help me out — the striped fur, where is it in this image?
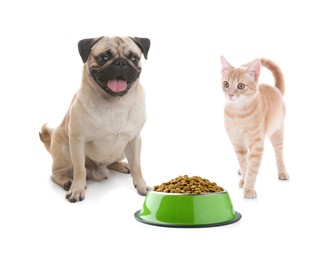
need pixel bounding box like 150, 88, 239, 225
220, 56, 289, 198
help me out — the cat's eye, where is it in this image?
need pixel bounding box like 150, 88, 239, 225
223, 81, 229, 88
237, 83, 245, 89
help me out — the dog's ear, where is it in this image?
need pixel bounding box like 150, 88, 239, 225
78, 36, 104, 63
130, 37, 150, 59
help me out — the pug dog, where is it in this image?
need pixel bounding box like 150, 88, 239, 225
39, 36, 150, 202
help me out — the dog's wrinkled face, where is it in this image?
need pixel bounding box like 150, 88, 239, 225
78, 36, 150, 96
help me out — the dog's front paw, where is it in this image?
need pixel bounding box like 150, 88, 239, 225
134, 180, 149, 196
66, 184, 86, 203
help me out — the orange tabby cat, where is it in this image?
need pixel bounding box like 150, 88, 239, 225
220, 56, 289, 198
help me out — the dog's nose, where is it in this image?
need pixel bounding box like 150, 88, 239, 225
115, 59, 127, 67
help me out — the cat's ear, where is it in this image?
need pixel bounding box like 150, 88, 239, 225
220, 55, 233, 76
246, 59, 261, 81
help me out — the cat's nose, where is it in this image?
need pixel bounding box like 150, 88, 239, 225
228, 93, 234, 97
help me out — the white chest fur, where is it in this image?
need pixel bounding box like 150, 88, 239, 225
71, 86, 146, 164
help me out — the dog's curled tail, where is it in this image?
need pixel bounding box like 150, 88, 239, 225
260, 58, 285, 96
39, 123, 53, 153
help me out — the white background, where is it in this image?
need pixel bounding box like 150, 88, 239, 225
1, 0, 330, 259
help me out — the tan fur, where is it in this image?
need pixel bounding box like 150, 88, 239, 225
39, 36, 149, 202
220, 56, 289, 198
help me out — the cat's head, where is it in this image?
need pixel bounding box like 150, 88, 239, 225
220, 56, 261, 103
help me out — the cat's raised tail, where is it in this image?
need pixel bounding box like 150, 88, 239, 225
260, 58, 285, 96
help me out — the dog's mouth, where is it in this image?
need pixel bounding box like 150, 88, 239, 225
93, 74, 136, 97
91, 62, 140, 97
106, 78, 129, 94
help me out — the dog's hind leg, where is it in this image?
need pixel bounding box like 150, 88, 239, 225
86, 158, 109, 181
108, 161, 130, 174
51, 162, 73, 191
49, 129, 74, 191
51, 172, 73, 191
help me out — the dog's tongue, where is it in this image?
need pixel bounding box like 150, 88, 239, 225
107, 79, 127, 92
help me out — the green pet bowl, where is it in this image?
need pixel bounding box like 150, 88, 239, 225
134, 190, 241, 228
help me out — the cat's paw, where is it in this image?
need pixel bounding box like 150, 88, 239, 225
278, 171, 289, 180
239, 179, 244, 188
244, 189, 257, 199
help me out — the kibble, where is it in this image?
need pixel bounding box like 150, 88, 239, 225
153, 175, 224, 194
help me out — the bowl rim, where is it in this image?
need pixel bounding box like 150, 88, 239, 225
148, 190, 228, 196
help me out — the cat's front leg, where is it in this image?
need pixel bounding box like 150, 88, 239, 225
233, 145, 248, 188
237, 169, 245, 188
244, 139, 265, 198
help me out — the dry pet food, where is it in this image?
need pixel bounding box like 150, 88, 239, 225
153, 175, 224, 194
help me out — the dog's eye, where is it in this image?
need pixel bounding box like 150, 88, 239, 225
237, 83, 245, 89
223, 81, 229, 88
129, 53, 139, 64
96, 54, 111, 65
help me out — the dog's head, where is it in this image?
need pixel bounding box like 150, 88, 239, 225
78, 36, 150, 97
